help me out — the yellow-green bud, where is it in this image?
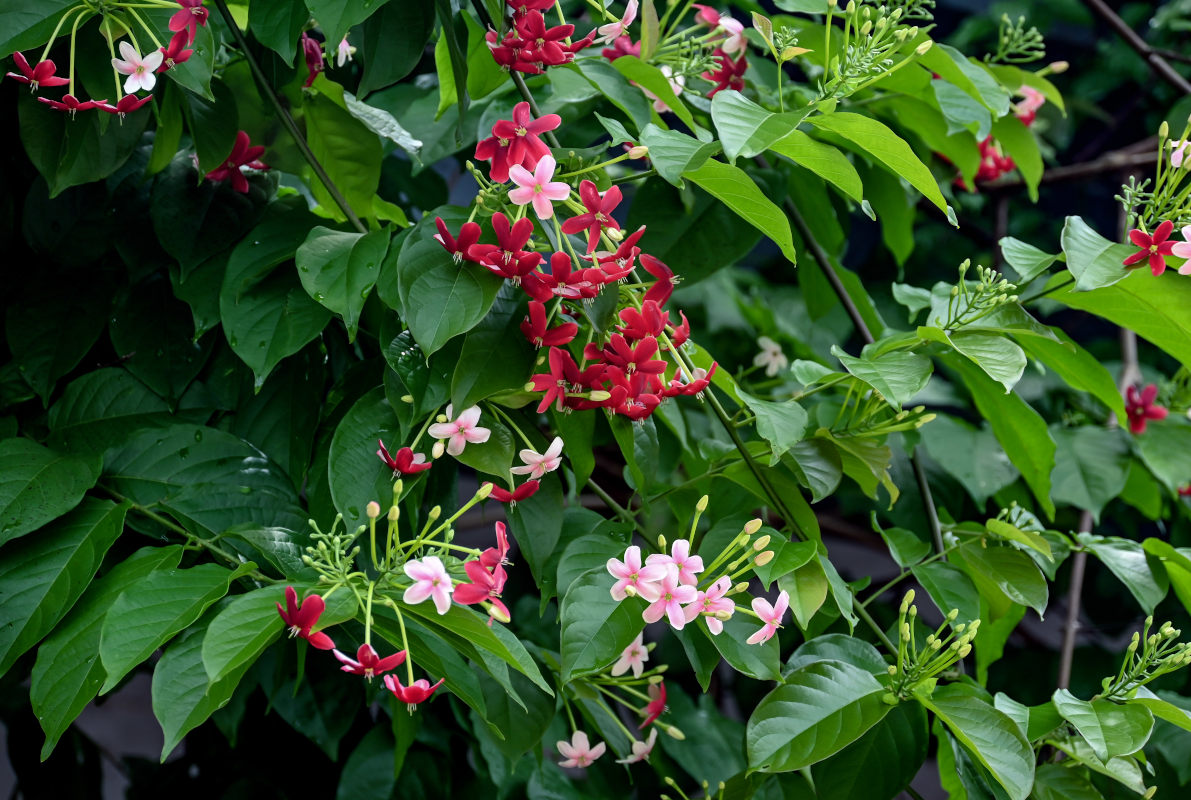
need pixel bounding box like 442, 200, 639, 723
588, 390, 612, 402
400, 394, 414, 404
435, 413, 448, 423
428, 505, 442, 522
431, 440, 446, 459
753, 535, 771, 551
696, 494, 709, 512
366, 501, 381, 519
930, 639, 943, 651
915, 40, 933, 55
488, 603, 511, 624
733, 581, 751, 595
627, 145, 649, 159
958, 644, 972, 658
743, 518, 763, 535
946, 608, 959, 621
658, 534, 667, 550
1049, 60, 1068, 73
887, 664, 898, 675
754, 550, 774, 567
662, 724, 685, 740
900, 622, 911, 640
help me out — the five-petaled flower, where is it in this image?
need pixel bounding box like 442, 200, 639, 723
683, 576, 734, 634
38, 94, 104, 115
333, 643, 406, 680
1125, 384, 1168, 434
747, 590, 789, 645
638, 681, 667, 728
508, 155, 571, 219
557, 731, 606, 768
753, 335, 788, 377
616, 729, 658, 764
428, 404, 491, 456
205, 130, 268, 193
646, 539, 704, 586
596, 0, 638, 46
487, 479, 540, 504
377, 439, 433, 474
384, 674, 445, 710
1124, 221, 1177, 276
562, 180, 623, 253
453, 560, 510, 623
277, 586, 335, 650
111, 42, 164, 94
480, 521, 513, 570
611, 632, 649, 677
608, 545, 667, 602
403, 556, 455, 614
642, 570, 698, 629
511, 436, 564, 479
169, 0, 209, 42
159, 30, 194, 72
6, 52, 69, 92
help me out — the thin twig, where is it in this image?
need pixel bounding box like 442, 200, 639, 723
212, 0, 367, 233
1080, 0, 1191, 96
985, 150, 1157, 191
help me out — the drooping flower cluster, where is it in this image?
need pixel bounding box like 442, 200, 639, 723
486, 0, 595, 74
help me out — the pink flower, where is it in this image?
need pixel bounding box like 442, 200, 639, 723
639, 681, 666, 728
169, 0, 209, 42
333, 643, 406, 680
611, 632, 649, 677
453, 560, 510, 623
616, 729, 657, 764
6, 51, 69, 92
508, 156, 570, 219
642, 570, 698, 629
1173, 140, 1191, 169
718, 17, 746, 55
159, 30, 194, 72
38, 94, 104, 115
205, 130, 268, 193
747, 590, 789, 645
111, 42, 163, 94
1125, 384, 1168, 435
480, 521, 513, 570
693, 4, 723, 26
486, 480, 540, 504
403, 556, 454, 614
645, 539, 704, 586
682, 576, 734, 634
608, 545, 667, 602
301, 32, 324, 88
276, 586, 336, 650
428, 404, 491, 456
384, 673, 445, 710
596, 0, 638, 46
1123, 220, 1177, 276
557, 731, 606, 768
336, 36, 355, 67
511, 436, 564, 479
561, 181, 622, 253
1171, 224, 1191, 269
491, 101, 561, 176
377, 439, 432, 475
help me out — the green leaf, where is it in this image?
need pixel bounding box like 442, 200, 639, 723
913, 561, 981, 624
994, 693, 1064, 741
574, 59, 653, 134
985, 518, 1052, 560
1052, 689, 1154, 761
201, 586, 286, 685
450, 287, 536, 409
1030, 764, 1105, 800
991, 114, 1042, 201
779, 559, 830, 629
296, 226, 391, 341
358, 2, 435, 95
999, 236, 1059, 283
754, 538, 817, 589
1049, 426, 1130, 520
611, 55, 699, 133
988, 64, 1065, 114
337, 726, 398, 800
637, 125, 720, 186
955, 542, 1048, 618
923, 328, 1026, 391
832, 346, 931, 409
921, 415, 1019, 507
738, 390, 807, 465
769, 130, 863, 203
506, 476, 565, 594
946, 353, 1055, 519
248, 0, 307, 61
918, 44, 1011, 116
1062, 216, 1137, 291
305, 81, 384, 221
344, 91, 423, 164
785, 634, 888, 677
560, 567, 645, 682
1018, 330, 1127, 421
876, 525, 932, 569
31, 545, 183, 758
152, 614, 253, 760
710, 90, 811, 162
747, 660, 890, 772
396, 238, 502, 356
1127, 685, 1191, 733
220, 200, 333, 388
916, 685, 1034, 800
184, 80, 239, 173
786, 440, 842, 503
328, 387, 401, 532
812, 702, 928, 800
1051, 738, 1146, 795
826, 431, 899, 506
99, 562, 249, 693
1079, 535, 1168, 614
1135, 419, 1191, 494
710, 615, 782, 681
0, 438, 100, 547
0, 1, 75, 56
806, 111, 950, 215
1141, 539, 1191, 613
0, 499, 125, 678
306, 0, 387, 57
684, 159, 798, 264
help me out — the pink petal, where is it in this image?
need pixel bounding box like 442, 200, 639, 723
404, 582, 434, 606
508, 163, 535, 187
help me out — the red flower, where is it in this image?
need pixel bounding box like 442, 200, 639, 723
491, 102, 561, 176
158, 30, 194, 72
480, 521, 512, 569
562, 181, 623, 254
205, 130, 268, 193
333, 643, 406, 680
1124, 221, 1177, 277
6, 51, 69, 91
639, 681, 667, 729
1178, 485, 1191, 498
377, 439, 433, 474
277, 586, 335, 650
487, 480, 540, 504
513, 11, 575, 66
507, 0, 555, 16
602, 35, 640, 62
384, 674, 445, 709
301, 32, 324, 88
453, 561, 511, 623
1125, 384, 1168, 434
96, 94, 153, 117
38, 94, 104, 115
587, 334, 667, 376
640, 254, 679, 307
468, 212, 542, 282
529, 347, 584, 412
703, 49, 747, 97
667, 310, 691, 349
169, 0, 209, 42
664, 363, 715, 397
433, 217, 482, 263
521, 300, 578, 348
539, 252, 601, 300
617, 300, 669, 341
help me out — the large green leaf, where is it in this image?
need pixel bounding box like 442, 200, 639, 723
1030, 763, 1105, 800
1053, 689, 1154, 762
296, 226, 391, 341
710, 90, 811, 162
1079, 534, 1168, 614
31, 545, 183, 758
99, 562, 251, 693
1062, 216, 1137, 291
806, 111, 949, 214
710, 615, 782, 681
247, 0, 307, 61
637, 124, 721, 186
1141, 539, 1191, 614
559, 567, 645, 682
396, 238, 502, 356
1049, 426, 1129, 520
955, 542, 1048, 618
769, 130, 863, 203
916, 685, 1034, 800
922, 327, 1026, 391
913, 561, 981, 624
358, 1, 436, 95
574, 58, 654, 134
746, 659, 890, 772
1018, 330, 1127, 421
1127, 685, 1191, 733
449, 287, 536, 409
737, 390, 807, 465
832, 346, 931, 409
812, 701, 929, 800
220, 200, 333, 388
0, 438, 100, 547
306, 0, 388, 60
201, 585, 286, 684
921, 415, 1018, 507
109, 279, 213, 404
999, 236, 1059, 283
327, 387, 401, 533
0, 499, 125, 678
305, 80, 384, 223
684, 159, 798, 264
611, 55, 699, 132
918, 44, 1011, 116
1135, 419, 1191, 494
0, 1, 75, 56
784, 634, 888, 677
991, 114, 1042, 201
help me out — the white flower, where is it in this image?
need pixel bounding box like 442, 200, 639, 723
427, 404, 491, 457
615, 729, 658, 764
111, 41, 163, 94
753, 336, 788, 377
595, 0, 638, 46
336, 37, 356, 68
511, 436, 564, 479
610, 632, 649, 678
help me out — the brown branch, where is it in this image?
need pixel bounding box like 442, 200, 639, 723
1081, 0, 1191, 96
985, 150, 1156, 191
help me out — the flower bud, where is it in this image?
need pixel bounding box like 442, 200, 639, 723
658, 534, 667, 550
696, 495, 709, 512
400, 394, 414, 404
887, 664, 898, 675
606, 227, 625, 241
628, 145, 649, 159
387, 505, 399, 522
859, 20, 872, 35
477, 483, 494, 499
431, 440, 445, 459
1049, 60, 1068, 73
435, 413, 448, 423
488, 603, 512, 624
753, 535, 771, 551
915, 40, 933, 55
588, 390, 612, 401
743, 518, 763, 535
302, 554, 314, 565
733, 581, 750, 594
427, 505, 442, 522
1160, 121, 1170, 140
958, 644, 971, 658
624, 584, 638, 598
754, 551, 774, 567
662, 723, 685, 740
909, 605, 918, 618
930, 638, 942, 650
714, 609, 733, 620
900, 622, 911, 640
366, 501, 381, 519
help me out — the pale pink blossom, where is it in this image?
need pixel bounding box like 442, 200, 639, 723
682, 576, 734, 634
642, 570, 698, 629
511, 436, 564, 479
1017, 86, 1045, 113
747, 590, 789, 645
1172, 224, 1191, 270
608, 545, 668, 602
645, 539, 703, 586
557, 731, 606, 768
596, 0, 638, 46
336, 36, 355, 67
719, 16, 746, 55
615, 729, 658, 764
111, 41, 163, 94
753, 335, 787, 377
611, 632, 649, 677
1171, 140, 1190, 169
428, 404, 490, 456
403, 556, 454, 614
508, 155, 570, 219
639, 64, 685, 112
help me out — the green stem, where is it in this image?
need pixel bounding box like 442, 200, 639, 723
394, 604, 415, 684
588, 478, 636, 525
1020, 274, 1074, 304
364, 581, 375, 646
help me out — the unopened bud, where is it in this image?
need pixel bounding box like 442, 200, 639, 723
968, 619, 981, 633
431, 440, 445, 459
624, 584, 638, 597
828, 0, 837, 6
628, 145, 649, 159
733, 581, 750, 594
588, 390, 612, 401
662, 723, 685, 740
754, 551, 774, 567
887, 664, 898, 675
1160, 121, 1170, 140
658, 534, 667, 550
859, 20, 872, 35
900, 622, 911, 640
400, 394, 414, 403
930, 638, 942, 650
696, 495, 709, 512
743, 518, 763, 535
387, 505, 399, 522
753, 535, 771, 551
606, 227, 624, 242
366, 501, 381, 519
958, 644, 972, 658
427, 505, 442, 522
955, 623, 966, 634
301, 554, 314, 565
882, 692, 899, 705
714, 610, 732, 620
915, 40, 932, 55
1048, 60, 1068, 73
901, 589, 915, 609
909, 605, 917, 618
477, 483, 494, 499
488, 603, 512, 624
435, 413, 448, 423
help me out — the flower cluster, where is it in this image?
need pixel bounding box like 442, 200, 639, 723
885, 591, 981, 700
486, 0, 594, 74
